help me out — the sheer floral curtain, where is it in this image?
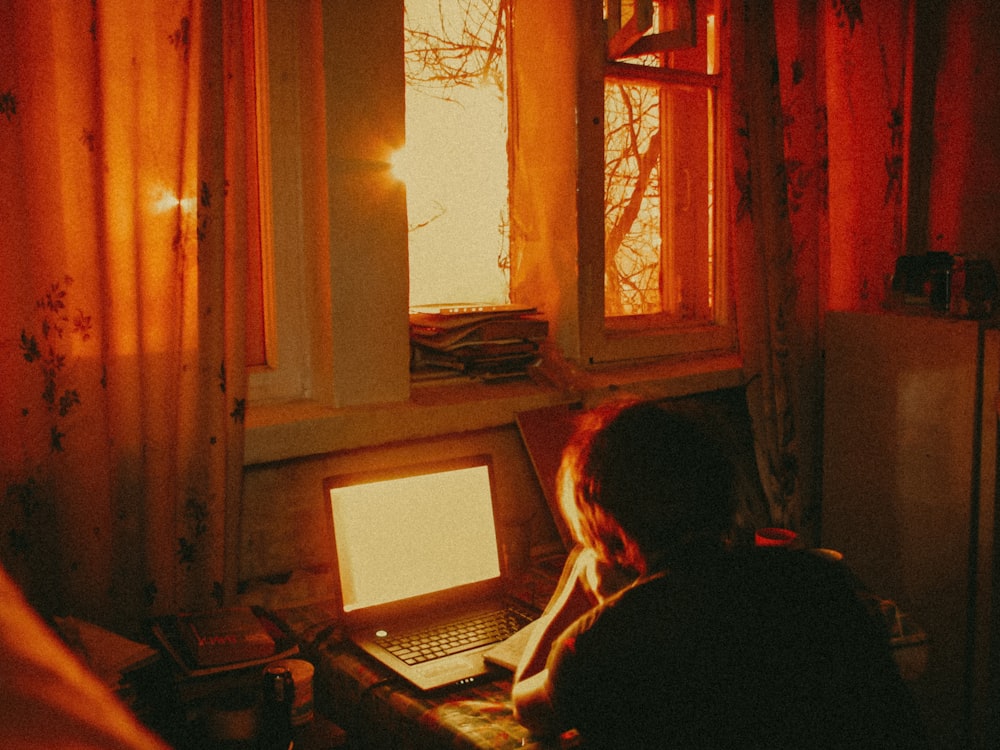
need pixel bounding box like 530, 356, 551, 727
0, 0, 249, 634
728, 1, 914, 539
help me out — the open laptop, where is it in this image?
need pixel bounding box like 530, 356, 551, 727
323, 454, 537, 691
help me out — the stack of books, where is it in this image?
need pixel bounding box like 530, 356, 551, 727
136, 607, 303, 745
150, 606, 298, 678
409, 304, 548, 382
148, 606, 300, 712
55, 615, 161, 715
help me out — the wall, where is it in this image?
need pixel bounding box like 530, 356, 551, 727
927, 1, 1000, 266
238, 424, 560, 608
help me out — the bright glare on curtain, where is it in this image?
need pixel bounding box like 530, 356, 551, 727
0, 0, 248, 634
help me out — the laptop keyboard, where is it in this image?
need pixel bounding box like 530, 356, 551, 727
381, 604, 536, 666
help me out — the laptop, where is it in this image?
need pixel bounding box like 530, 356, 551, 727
323, 454, 537, 691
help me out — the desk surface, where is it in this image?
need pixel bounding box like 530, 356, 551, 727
271, 602, 563, 750
269, 556, 568, 750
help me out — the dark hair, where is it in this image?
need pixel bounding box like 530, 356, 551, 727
557, 399, 737, 574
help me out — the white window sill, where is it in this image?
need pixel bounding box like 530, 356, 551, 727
244, 352, 744, 465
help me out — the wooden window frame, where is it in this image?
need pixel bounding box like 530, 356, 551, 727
578, 0, 735, 365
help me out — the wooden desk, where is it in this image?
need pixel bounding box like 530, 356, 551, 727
269, 557, 567, 750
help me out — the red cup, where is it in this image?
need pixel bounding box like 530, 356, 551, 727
754, 527, 798, 548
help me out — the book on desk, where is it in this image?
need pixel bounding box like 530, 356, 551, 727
151, 606, 299, 678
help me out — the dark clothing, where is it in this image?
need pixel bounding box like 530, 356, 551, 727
546, 549, 927, 749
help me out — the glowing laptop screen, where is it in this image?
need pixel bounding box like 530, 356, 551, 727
328, 460, 501, 612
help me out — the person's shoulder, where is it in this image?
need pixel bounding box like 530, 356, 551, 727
576, 548, 862, 632
731, 546, 856, 585
729, 547, 881, 637
593, 559, 743, 630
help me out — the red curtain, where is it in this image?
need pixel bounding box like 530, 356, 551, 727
729, 1, 914, 537
0, 0, 249, 633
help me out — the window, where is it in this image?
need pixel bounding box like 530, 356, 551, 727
605, 74, 718, 321
244, 0, 276, 370
401, 0, 733, 366
247, 1, 335, 406
580, 0, 734, 363
401, 0, 511, 308
248, 1, 737, 425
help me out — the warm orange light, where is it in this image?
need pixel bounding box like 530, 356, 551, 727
706, 14, 717, 75
150, 185, 196, 215
404, 0, 510, 308
558, 466, 585, 545
389, 146, 415, 186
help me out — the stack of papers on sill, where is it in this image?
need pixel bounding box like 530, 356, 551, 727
409, 304, 548, 382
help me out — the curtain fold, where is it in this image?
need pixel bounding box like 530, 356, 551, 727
730, 0, 811, 534
729, 0, 914, 539
1, 0, 248, 634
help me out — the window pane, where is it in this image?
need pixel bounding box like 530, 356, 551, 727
604, 79, 715, 322
605, 0, 718, 75
604, 79, 663, 316
403, 0, 510, 308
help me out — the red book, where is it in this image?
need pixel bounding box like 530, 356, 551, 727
179, 607, 276, 667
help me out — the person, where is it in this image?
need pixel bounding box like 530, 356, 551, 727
512, 399, 927, 749
0, 562, 170, 750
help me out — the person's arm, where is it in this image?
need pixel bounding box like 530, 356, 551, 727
512, 547, 635, 733
513, 547, 595, 686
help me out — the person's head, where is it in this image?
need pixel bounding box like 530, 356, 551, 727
557, 398, 737, 575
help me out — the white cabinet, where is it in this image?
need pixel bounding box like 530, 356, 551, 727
822, 311, 997, 749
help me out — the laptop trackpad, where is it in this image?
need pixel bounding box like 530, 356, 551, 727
413, 652, 488, 689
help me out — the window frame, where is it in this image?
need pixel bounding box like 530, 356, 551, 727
247, 0, 336, 407
246, 0, 743, 464
244, 0, 278, 372
576, 1, 736, 365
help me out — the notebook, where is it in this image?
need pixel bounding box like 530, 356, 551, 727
323, 454, 537, 691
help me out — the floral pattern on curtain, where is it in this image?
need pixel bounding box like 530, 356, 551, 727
0, 0, 249, 635
728, 1, 913, 539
